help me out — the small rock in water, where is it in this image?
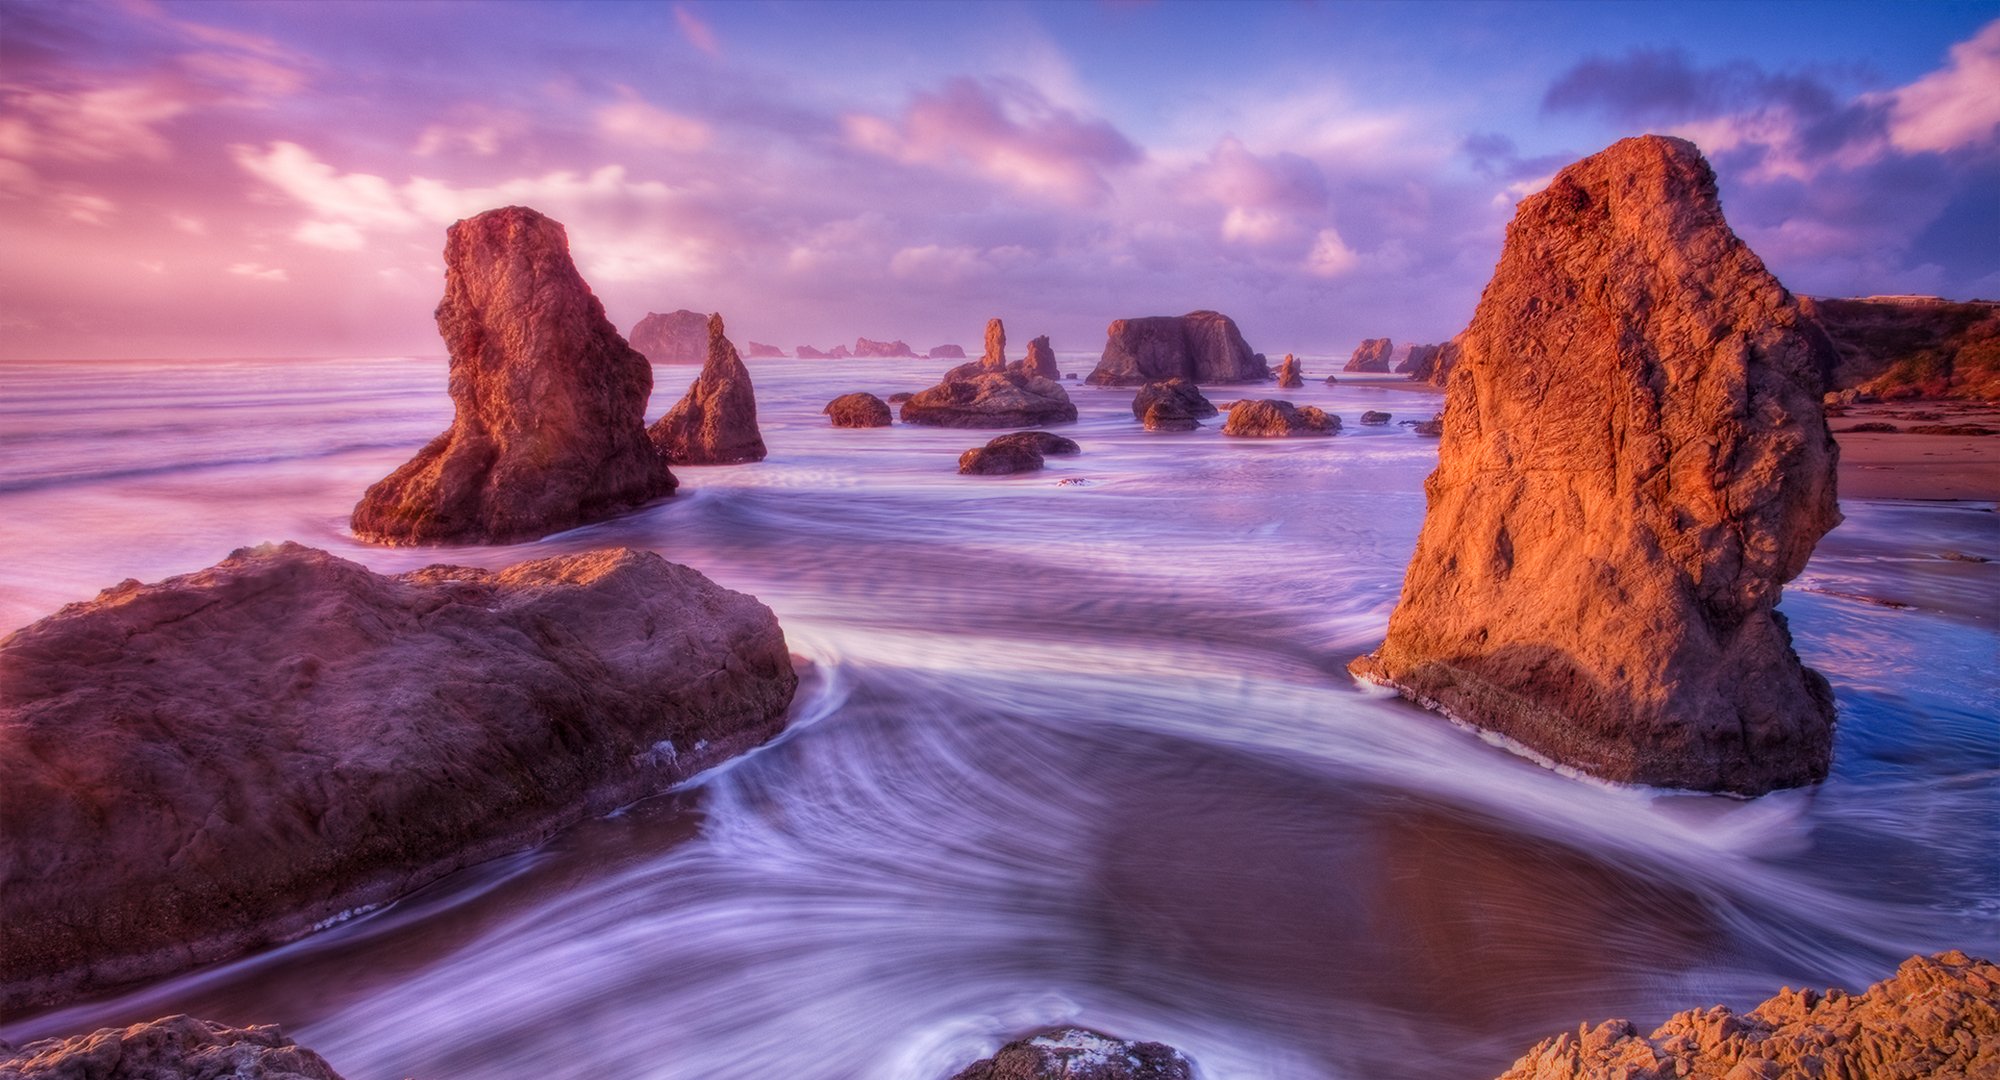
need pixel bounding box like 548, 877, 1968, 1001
1275, 353, 1304, 388
1941, 550, 1990, 562
824, 392, 893, 428
950, 1027, 1194, 1080
1056, 477, 1092, 487
1221, 399, 1339, 437
1360, 410, 1393, 425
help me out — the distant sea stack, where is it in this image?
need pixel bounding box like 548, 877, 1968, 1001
929, 344, 967, 359
1343, 337, 1394, 372
1395, 342, 1443, 378
743, 341, 786, 359
797, 344, 834, 359
1276, 353, 1303, 387
1086, 310, 1269, 385
630, 309, 709, 364
649, 313, 768, 465
350, 205, 674, 545
1349, 135, 1840, 796
854, 337, 919, 358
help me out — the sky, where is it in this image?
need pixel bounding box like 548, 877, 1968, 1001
2, 0, 1996, 360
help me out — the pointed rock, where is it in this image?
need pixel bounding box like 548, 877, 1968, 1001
350, 206, 674, 545
982, 318, 1008, 372
1276, 353, 1304, 387
1348, 135, 1841, 796
650, 313, 768, 465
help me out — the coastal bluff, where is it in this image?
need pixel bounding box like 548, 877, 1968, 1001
1349, 135, 1840, 796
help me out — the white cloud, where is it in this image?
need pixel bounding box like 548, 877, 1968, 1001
1305, 228, 1358, 277
228, 262, 288, 281
1884, 20, 2000, 154
596, 87, 711, 151
294, 219, 366, 250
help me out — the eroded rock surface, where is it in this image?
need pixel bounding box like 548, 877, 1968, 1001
350, 206, 675, 545
1087, 311, 1268, 385
950, 1028, 1193, 1080
1133, 378, 1217, 432
0, 1014, 347, 1080
1348, 135, 1840, 796
1344, 337, 1394, 372
629, 309, 708, 363
1497, 951, 1998, 1080
824, 392, 893, 428
1221, 399, 1338, 437
649, 313, 768, 465
0, 542, 796, 1009
1276, 353, 1304, 387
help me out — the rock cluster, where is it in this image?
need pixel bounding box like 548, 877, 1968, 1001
649, 313, 768, 465
854, 337, 919, 358
1132, 378, 1217, 431
903, 318, 1077, 428
0, 542, 796, 1008
743, 341, 786, 358
957, 431, 1080, 475
1497, 951, 1998, 1080
0, 1015, 348, 1080
1344, 337, 1394, 372
1086, 311, 1268, 385
628, 308, 708, 363
1221, 399, 1338, 437
823, 392, 893, 427
1276, 353, 1304, 387
350, 206, 675, 545
950, 1028, 1193, 1080
1348, 135, 1840, 796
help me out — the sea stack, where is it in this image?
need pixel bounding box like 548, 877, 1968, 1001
1276, 353, 1304, 387
629, 309, 709, 363
650, 313, 768, 465
1348, 135, 1840, 796
901, 317, 1076, 428
1020, 335, 1061, 380
1086, 310, 1269, 385
350, 206, 674, 545
1344, 338, 1393, 372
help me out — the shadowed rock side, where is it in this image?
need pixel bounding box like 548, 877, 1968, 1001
1496, 951, 1998, 1080
905, 319, 1076, 429
854, 337, 919, 358
629, 308, 709, 363
649, 313, 768, 465
1348, 135, 1840, 796
1276, 353, 1304, 387
1221, 398, 1338, 437
0, 542, 797, 1009
1396, 342, 1444, 377
823, 392, 892, 427
743, 341, 786, 358
1344, 337, 1394, 372
1087, 310, 1269, 385
0, 1015, 348, 1080
1020, 335, 1061, 380
950, 1028, 1194, 1080
1801, 295, 2000, 400
350, 206, 675, 545
1133, 378, 1217, 431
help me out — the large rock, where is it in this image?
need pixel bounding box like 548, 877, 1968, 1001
1276, 353, 1304, 387
649, 313, 768, 465
904, 319, 1076, 429
0, 1015, 348, 1080
1347, 135, 1840, 796
1132, 378, 1217, 432
1396, 342, 1444, 378
743, 341, 786, 359
0, 542, 797, 1009
629, 309, 709, 364
950, 1028, 1193, 1080
823, 392, 892, 428
854, 337, 919, 358
1019, 335, 1061, 381
350, 206, 675, 545
1801, 295, 2000, 400
1496, 951, 1998, 1080
1414, 335, 1464, 387
1344, 337, 1394, 372
1221, 398, 1338, 436
1086, 310, 1269, 385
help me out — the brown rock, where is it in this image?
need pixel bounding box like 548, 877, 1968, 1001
1276, 353, 1304, 387
0, 542, 796, 1008
797, 345, 834, 359
1344, 337, 1394, 372
350, 206, 674, 545
989, 430, 1080, 457
1347, 135, 1840, 796
0, 1014, 347, 1080
1221, 398, 1339, 437
958, 442, 1042, 475
1323, 374, 1339, 385
1801, 294, 2000, 400
1411, 416, 1444, 436
1132, 378, 1217, 431
887, 392, 914, 404
1396, 342, 1445, 378
903, 372, 1076, 428
854, 336, 919, 358
945, 318, 1011, 382
649, 313, 768, 465
628, 308, 708, 363
823, 392, 893, 427
1495, 951, 1999, 1080
743, 341, 786, 359
1360, 410, 1393, 425
1086, 310, 1269, 385
929, 344, 967, 359
1019, 335, 1061, 381
951, 1028, 1193, 1080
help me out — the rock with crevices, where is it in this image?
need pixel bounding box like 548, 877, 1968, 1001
0, 1014, 348, 1079
1276, 353, 1304, 387
823, 392, 893, 428
1132, 378, 1217, 432
1221, 399, 1338, 437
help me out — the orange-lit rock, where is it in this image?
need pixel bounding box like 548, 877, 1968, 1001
649, 313, 768, 465
1344, 337, 1393, 372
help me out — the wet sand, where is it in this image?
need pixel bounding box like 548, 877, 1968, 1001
1829, 400, 2000, 503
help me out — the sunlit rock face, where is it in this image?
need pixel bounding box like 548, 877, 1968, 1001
1344, 337, 1394, 372
1276, 353, 1304, 387
1220, 398, 1337, 437
1350, 135, 1841, 797
905, 318, 1077, 428
0, 542, 796, 1010
0, 1015, 350, 1079
351, 206, 675, 545
1086, 310, 1268, 385
629, 309, 709, 364
650, 313, 768, 465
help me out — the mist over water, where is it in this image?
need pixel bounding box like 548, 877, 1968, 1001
1, 356, 1994, 1079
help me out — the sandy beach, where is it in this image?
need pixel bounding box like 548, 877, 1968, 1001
1829, 400, 2000, 502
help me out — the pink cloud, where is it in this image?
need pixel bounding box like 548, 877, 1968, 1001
596, 87, 712, 152
673, 4, 721, 58
1885, 19, 2000, 154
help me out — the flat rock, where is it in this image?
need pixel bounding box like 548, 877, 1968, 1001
1344, 337, 1394, 372
824, 392, 893, 427
350, 206, 675, 545
1348, 135, 1840, 796
1221, 398, 1338, 436
1086, 310, 1268, 386
950, 1027, 1193, 1080
0, 542, 797, 1009
0, 1014, 347, 1080
1132, 378, 1217, 432
649, 313, 768, 465
629, 309, 708, 364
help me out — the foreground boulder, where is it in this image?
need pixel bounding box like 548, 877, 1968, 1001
1801, 295, 2000, 400
824, 392, 892, 427
904, 319, 1076, 428
0, 1015, 347, 1080
1348, 135, 1839, 796
854, 337, 919, 358
350, 206, 675, 545
1344, 337, 1394, 372
950, 1028, 1193, 1080
649, 313, 768, 465
1276, 353, 1304, 387
1221, 399, 1338, 436
1497, 951, 1997, 1080
1132, 378, 1217, 431
0, 542, 797, 1008
629, 309, 709, 363
1086, 310, 1268, 385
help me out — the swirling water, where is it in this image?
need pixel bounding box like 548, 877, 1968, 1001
0, 355, 1994, 1079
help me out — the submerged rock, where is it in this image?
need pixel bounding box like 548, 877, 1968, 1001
649, 313, 768, 465
350, 206, 675, 545
1348, 135, 1840, 796
950, 1027, 1194, 1080
1132, 378, 1217, 432
629, 309, 708, 364
1221, 399, 1338, 437
0, 1014, 348, 1080
1344, 337, 1394, 372
1019, 335, 1061, 381
0, 542, 797, 1009
1496, 951, 1999, 1080
1086, 310, 1269, 385
1276, 353, 1304, 388
854, 337, 919, 359
743, 341, 786, 359
823, 392, 893, 428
